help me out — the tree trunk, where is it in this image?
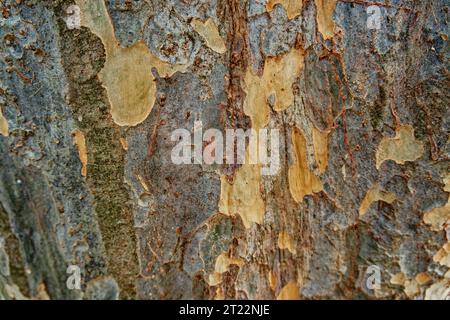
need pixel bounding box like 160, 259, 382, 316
0, 0, 449, 300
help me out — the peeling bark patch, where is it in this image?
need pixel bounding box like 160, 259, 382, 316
315, 0, 337, 40
424, 174, 450, 299
375, 125, 424, 170
75, 0, 189, 126
312, 127, 329, 174
208, 252, 243, 286
243, 48, 304, 129
278, 232, 296, 254
359, 183, 396, 216
424, 174, 450, 231
119, 137, 128, 151
288, 128, 323, 203
390, 272, 406, 285
218, 160, 265, 229
424, 204, 450, 232
433, 242, 450, 268
425, 279, 450, 300
266, 0, 303, 20
191, 18, 226, 54
276, 281, 300, 300
72, 129, 88, 177
268, 271, 277, 291
0, 107, 8, 137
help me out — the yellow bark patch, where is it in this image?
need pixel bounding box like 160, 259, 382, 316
277, 281, 300, 300
288, 128, 323, 203
376, 125, 424, 169
312, 127, 329, 174
278, 232, 296, 254
208, 252, 244, 286
191, 18, 226, 54
315, 0, 337, 40
0, 107, 8, 137
266, 0, 303, 20
243, 48, 304, 129
359, 183, 396, 216
218, 160, 265, 229
76, 0, 189, 126
72, 129, 88, 177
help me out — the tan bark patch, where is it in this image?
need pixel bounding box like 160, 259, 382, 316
312, 127, 329, 174
268, 271, 277, 291
359, 183, 396, 216
277, 281, 300, 300
218, 160, 265, 229
424, 205, 450, 232
315, 0, 337, 40
425, 279, 450, 300
288, 128, 323, 203
243, 48, 304, 129
277, 231, 296, 254
424, 174, 449, 231
76, 0, 189, 127
0, 107, 8, 137
72, 129, 88, 177
208, 252, 244, 286
390, 272, 406, 286
191, 18, 226, 54
266, 0, 303, 19
404, 279, 420, 298
433, 243, 450, 268
376, 125, 424, 170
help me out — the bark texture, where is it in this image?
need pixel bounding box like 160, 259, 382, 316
0, 0, 449, 300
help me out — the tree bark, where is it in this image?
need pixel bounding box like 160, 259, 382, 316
0, 0, 449, 300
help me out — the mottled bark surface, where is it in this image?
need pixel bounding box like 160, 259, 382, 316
0, 0, 449, 300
